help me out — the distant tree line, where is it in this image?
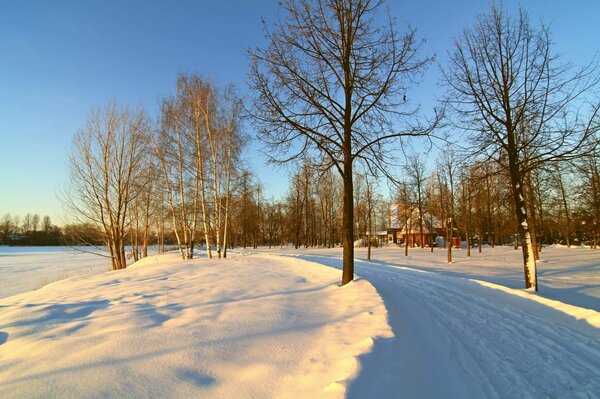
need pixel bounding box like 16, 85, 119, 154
1, 213, 62, 246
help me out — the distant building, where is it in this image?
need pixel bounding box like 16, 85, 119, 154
386, 207, 445, 247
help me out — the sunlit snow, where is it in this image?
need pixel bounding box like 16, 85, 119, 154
1, 245, 599, 398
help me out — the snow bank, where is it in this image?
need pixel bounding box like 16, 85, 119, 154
472, 279, 600, 329
0, 253, 391, 398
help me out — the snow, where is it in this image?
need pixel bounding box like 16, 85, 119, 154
0, 246, 111, 299
245, 246, 600, 398
1, 245, 599, 398
0, 252, 390, 398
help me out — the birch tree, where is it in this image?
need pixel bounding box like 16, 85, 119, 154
65, 103, 148, 270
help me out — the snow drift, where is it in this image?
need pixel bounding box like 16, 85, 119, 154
0, 253, 391, 398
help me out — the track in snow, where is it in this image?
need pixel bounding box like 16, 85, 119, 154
275, 253, 600, 398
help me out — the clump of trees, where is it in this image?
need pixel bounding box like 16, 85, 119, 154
153, 75, 245, 260
64, 103, 149, 270
63, 74, 248, 269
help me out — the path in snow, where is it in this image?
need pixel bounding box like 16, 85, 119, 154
273, 253, 600, 398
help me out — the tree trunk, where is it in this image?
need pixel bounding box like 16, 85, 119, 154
557, 172, 572, 248
447, 222, 452, 263
466, 226, 470, 257
508, 159, 537, 291
341, 156, 354, 286
430, 214, 434, 253
367, 184, 372, 262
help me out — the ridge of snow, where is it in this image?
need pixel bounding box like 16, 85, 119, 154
471, 279, 600, 329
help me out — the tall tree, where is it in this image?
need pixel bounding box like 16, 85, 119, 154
576, 148, 600, 248
406, 154, 428, 248
249, 0, 437, 285
1, 214, 15, 242
443, 4, 599, 290
438, 149, 457, 263
65, 103, 148, 270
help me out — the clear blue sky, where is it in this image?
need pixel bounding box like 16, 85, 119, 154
1, 0, 598, 224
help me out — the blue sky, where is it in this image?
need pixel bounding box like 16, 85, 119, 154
1, 0, 598, 224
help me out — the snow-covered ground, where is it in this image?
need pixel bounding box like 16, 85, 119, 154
0, 246, 111, 299
247, 246, 600, 398
247, 245, 600, 312
1, 245, 599, 398
0, 252, 390, 398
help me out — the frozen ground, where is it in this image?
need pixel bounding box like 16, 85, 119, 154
0, 245, 599, 398
0, 246, 111, 299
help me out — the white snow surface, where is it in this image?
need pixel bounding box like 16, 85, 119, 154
0, 246, 111, 299
0, 252, 390, 398
1, 245, 600, 398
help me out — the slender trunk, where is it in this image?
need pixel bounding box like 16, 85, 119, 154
404, 218, 409, 257
466, 225, 470, 257
222, 147, 232, 259
557, 172, 572, 248
430, 213, 434, 253
447, 220, 452, 263
367, 182, 372, 262
485, 171, 495, 248
417, 193, 424, 248
197, 151, 211, 259
142, 190, 150, 258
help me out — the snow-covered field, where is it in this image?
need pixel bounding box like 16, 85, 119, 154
0, 246, 111, 299
0, 252, 389, 398
1, 245, 599, 398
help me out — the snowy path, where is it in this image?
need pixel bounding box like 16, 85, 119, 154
278, 253, 600, 398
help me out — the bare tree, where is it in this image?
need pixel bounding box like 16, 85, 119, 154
316, 169, 341, 248
1, 214, 16, 242
42, 215, 52, 234
65, 103, 148, 270
21, 214, 32, 234
365, 175, 375, 260
576, 148, 600, 248
395, 182, 413, 256
219, 87, 246, 258
249, 0, 437, 285
154, 84, 198, 260
438, 149, 457, 263
31, 214, 40, 233
443, 4, 599, 290
406, 154, 428, 248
